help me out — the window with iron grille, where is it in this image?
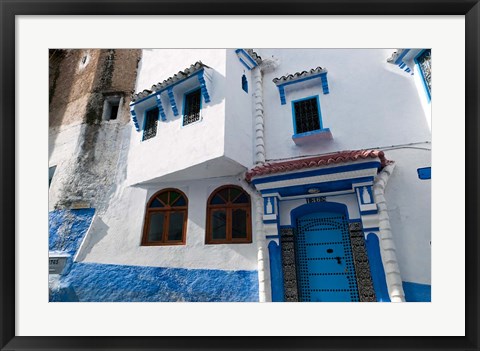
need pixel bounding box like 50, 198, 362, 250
415, 49, 431, 100
142, 107, 158, 141
183, 88, 202, 126
293, 96, 322, 134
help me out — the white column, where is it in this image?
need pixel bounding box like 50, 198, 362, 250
373, 163, 406, 302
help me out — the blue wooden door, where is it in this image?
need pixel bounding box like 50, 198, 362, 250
296, 212, 359, 302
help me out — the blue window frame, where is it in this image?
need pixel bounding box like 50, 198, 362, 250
242, 74, 248, 93
142, 107, 159, 141
414, 49, 431, 102
291, 96, 323, 134
182, 88, 202, 126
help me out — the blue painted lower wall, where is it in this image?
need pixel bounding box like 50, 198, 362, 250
49, 209, 95, 255
50, 262, 259, 302
402, 281, 431, 302
49, 209, 259, 302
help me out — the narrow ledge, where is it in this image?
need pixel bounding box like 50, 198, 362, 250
292, 128, 333, 146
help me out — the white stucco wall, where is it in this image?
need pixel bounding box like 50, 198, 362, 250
224, 49, 254, 168
77, 176, 259, 271
389, 49, 431, 131
257, 48, 430, 161
413, 61, 432, 131
127, 49, 230, 185
135, 49, 227, 100
382, 146, 431, 285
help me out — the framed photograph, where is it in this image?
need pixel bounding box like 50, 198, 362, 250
2, 1, 479, 350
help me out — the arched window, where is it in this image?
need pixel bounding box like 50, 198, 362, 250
142, 189, 188, 246
206, 185, 252, 244
241, 74, 248, 93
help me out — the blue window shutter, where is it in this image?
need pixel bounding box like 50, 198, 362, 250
417, 167, 431, 180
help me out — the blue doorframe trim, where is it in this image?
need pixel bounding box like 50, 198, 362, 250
268, 241, 284, 302
290, 201, 349, 225
365, 233, 390, 302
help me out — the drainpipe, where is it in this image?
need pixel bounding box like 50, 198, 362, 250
373, 163, 406, 302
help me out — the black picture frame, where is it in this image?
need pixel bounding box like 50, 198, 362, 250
1, 1, 479, 350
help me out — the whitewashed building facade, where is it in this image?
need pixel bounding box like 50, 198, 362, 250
49, 48, 431, 302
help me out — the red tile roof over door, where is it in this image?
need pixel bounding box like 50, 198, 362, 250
245, 149, 390, 182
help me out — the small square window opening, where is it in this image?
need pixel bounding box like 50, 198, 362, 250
102, 95, 122, 121
109, 102, 119, 120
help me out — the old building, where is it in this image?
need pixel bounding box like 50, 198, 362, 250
49, 48, 431, 302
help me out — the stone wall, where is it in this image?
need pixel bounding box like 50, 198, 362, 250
49, 49, 141, 210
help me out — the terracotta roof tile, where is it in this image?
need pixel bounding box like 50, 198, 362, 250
132, 61, 209, 102
244, 49, 262, 64
273, 66, 327, 85
245, 149, 390, 182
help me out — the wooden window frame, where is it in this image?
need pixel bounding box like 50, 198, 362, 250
205, 185, 252, 244
141, 188, 188, 246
